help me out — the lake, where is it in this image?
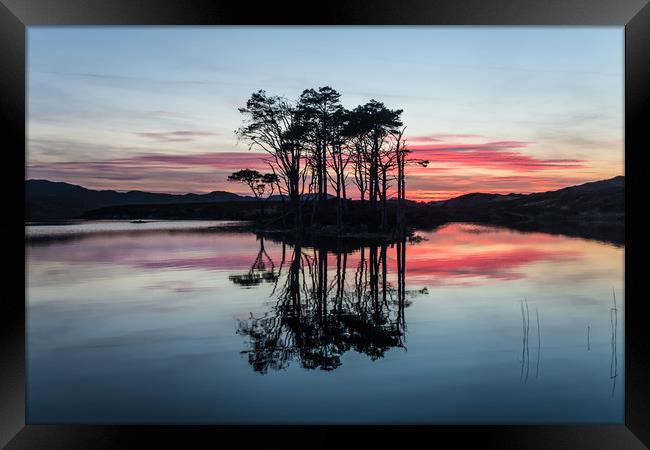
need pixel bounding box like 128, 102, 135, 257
26, 220, 624, 424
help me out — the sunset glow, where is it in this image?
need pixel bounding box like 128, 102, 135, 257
27, 27, 623, 200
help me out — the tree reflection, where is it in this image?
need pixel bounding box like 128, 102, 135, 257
233, 236, 425, 374
228, 236, 280, 287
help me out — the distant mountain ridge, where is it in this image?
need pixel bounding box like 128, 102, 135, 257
26, 180, 337, 220
26, 177, 624, 228
26, 179, 255, 220
430, 176, 624, 238
433, 176, 624, 208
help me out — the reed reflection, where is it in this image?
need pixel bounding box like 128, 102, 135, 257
610, 288, 618, 397
232, 236, 426, 374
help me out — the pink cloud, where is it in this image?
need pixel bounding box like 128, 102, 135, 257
27, 151, 272, 194
30, 151, 270, 173
130, 152, 271, 170
404, 174, 597, 201
407, 140, 585, 172
27, 133, 598, 200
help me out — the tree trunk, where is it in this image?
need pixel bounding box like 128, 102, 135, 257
396, 159, 403, 236
381, 244, 387, 306
336, 189, 342, 231
321, 144, 327, 203
295, 198, 302, 231
380, 168, 388, 232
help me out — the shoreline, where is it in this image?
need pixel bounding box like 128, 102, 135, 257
25, 217, 623, 248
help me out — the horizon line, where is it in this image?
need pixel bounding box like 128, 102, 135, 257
25, 175, 624, 203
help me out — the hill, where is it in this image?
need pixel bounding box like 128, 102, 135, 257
434, 176, 623, 225
427, 176, 624, 244
27, 177, 624, 244
26, 179, 254, 220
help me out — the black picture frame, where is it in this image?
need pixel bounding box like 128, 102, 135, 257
2, 0, 648, 448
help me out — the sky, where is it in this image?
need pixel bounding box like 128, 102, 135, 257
27, 27, 624, 201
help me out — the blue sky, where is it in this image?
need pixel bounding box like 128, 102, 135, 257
27, 27, 624, 199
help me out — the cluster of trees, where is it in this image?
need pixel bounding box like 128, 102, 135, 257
232, 86, 427, 234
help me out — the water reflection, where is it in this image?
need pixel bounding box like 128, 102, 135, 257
535, 308, 541, 379
25, 221, 626, 423
233, 236, 427, 373
610, 288, 618, 397
519, 300, 541, 383
228, 237, 280, 287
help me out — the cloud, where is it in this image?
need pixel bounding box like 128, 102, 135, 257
405, 174, 597, 201
27, 151, 272, 194
27, 133, 600, 200
28, 152, 271, 175
40, 71, 249, 87
130, 152, 270, 169
135, 131, 220, 142
406, 139, 585, 172
144, 110, 182, 118
414, 148, 584, 171
385, 134, 598, 200
408, 133, 486, 143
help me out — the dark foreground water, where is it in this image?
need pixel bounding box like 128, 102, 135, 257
26, 221, 624, 424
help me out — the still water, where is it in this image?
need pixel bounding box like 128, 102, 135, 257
26, 221, 624, 424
